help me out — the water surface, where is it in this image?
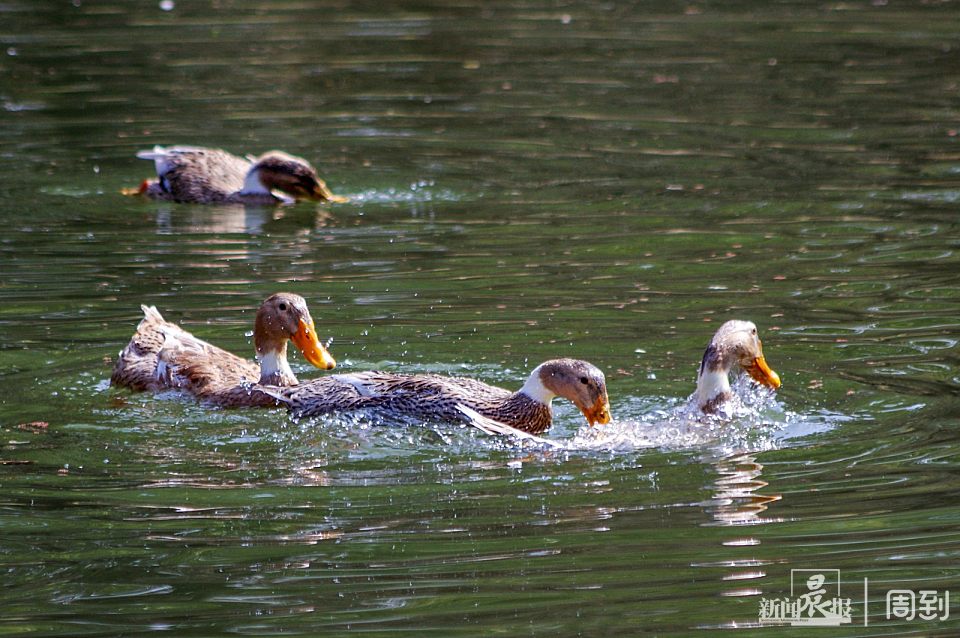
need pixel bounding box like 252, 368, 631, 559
2, 1, 959, 635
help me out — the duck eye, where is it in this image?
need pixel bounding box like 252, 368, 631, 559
278, 302, 287, 311
580, 376, 589, 385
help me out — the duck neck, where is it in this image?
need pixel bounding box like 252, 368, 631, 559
518, 364, 557, 407
696, 344, 732, 411
257, 345, 298, 386
697, 368, 732, 409
240, 167, 272, 196
493, 391, 553, 435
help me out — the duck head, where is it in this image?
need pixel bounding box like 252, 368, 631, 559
254, 292, 336, 385
520, 358, 612, 426
696, 320, 780, 412
244, 151, 347, 203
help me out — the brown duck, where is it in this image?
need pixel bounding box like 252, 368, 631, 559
125, 146, 347, 205
260, 358, 612, 435
111, 293, 336, 407
695, 320, 781, 413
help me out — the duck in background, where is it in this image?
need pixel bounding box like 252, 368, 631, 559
124, 146, 347, 205
111, 293, 336, 407
694, 320, 781, 414
260, 358, 612, 435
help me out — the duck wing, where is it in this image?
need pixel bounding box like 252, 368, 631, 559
332, 371, 510, 402
260, 375, 380, 414
455, 405, 562, 447
268, 371, 519, 426
137, 146, 251, 202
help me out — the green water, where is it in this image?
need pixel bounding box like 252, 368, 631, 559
2, 1, 959, 635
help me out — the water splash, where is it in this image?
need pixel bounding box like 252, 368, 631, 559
275, 374, 848, 459
536, 376, 845, 456
347, 180, 465, 204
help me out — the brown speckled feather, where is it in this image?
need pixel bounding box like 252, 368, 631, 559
268, 371, 555, 434
142, 147, 256, 203
110, 305, 279, 407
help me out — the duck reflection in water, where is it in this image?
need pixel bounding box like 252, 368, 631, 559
151, 202, 334, 236
706, 453, 782, 526
701, 453, 783, 599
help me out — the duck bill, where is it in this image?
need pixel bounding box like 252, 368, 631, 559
292, 318, 336, 370
745, 355, 781, 389
311, 181, 348, 203
581, 398, 612, 426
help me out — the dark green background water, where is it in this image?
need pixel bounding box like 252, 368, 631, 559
2, 1, 958, 635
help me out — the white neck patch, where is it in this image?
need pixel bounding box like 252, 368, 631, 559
697, 367, 731, 408
519, 364, 556, 405
257, 350, 295, 383
241, 167, 271, 195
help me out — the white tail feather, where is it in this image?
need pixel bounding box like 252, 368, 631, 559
455, 404, 561, 447
255, 385, 292, 405
135, 146, 166, 161
140, 304, 164, 322
331, 373, 377, 397
136, 146, 210, 176
136, 145, 211, 160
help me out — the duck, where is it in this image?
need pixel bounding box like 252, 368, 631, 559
694, 320, 781, 413
110, 293, 337, 407
124, 145, 347, 205
260, 358, 612, 435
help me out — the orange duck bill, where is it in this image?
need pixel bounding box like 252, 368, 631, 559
291, 318, 336, 370
581, 397, 612, 426
744, 353, 781, 389
310, 180, 349, 203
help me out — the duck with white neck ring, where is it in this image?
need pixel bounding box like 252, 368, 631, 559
124, 146, 348, 205
111, 293, 337, 407
260, 358, 612, 435
694, 320, 781, 414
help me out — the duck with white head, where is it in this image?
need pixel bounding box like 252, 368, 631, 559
694, 320, 781, 414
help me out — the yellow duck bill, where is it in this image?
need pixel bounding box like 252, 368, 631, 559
292, 318, 336, 370
745, 355, 781, 389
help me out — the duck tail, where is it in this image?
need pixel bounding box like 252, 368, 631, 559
136, 146, 166, 161
140, 304, 165, 323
